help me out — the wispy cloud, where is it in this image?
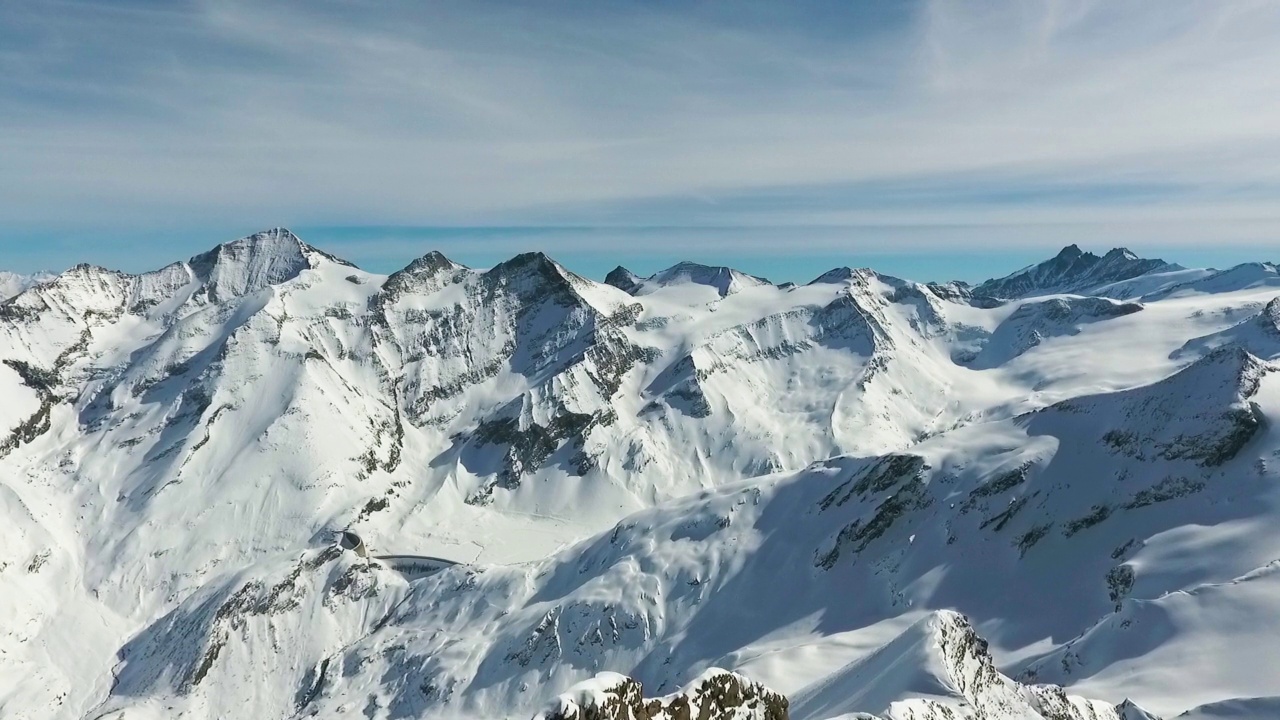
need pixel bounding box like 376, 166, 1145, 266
2, 0, 1279, 264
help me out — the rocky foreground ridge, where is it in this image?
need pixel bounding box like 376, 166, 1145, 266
533, 612, 1159, 720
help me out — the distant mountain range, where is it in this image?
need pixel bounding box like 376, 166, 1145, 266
972, 244, 1182, 298
4, 229, 1280, 720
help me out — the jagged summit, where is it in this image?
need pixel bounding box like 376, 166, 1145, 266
186, 228, 317, 303
0, 261, 138, 325
792, 611, 1145, 720
1264, 296, 1280, 328
603, 265, 642, 294
0, 228, 346, 326
1177, 342, 1267, 384
488, 250, 562, 275
392, 250, 463, 278
975, 245, 1179, 300
1059, 243, 1085, 259
381, 250, 468, 297
481, 251, 592, 297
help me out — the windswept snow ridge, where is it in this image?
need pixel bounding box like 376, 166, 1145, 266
3, 232, 1280, 720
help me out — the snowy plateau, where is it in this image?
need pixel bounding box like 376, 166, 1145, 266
4, 231, 1280, 720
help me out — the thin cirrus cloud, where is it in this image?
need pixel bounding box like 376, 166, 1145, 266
1, 0, 1279, 274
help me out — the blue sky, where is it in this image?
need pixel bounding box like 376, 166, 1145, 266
2, 0, 1279, 283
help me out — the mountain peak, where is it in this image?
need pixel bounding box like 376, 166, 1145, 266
187, 227, 314, 303
646, 261, 770, 297
603, 265, 642, 294
483, 252, 582, 298
417, 249, 453, 266
807, 266, 878, 286
382, 250, 467, 297
487, 251, 563, 278
1104, 247, 1140, 261
396, 250, 462, 278
1116, 699, 1162, 720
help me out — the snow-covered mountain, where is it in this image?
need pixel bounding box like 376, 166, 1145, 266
0, 270, 56, 301
974, 245, 1182, 299
3, 231, 1280, 720
606, 261, 772, 298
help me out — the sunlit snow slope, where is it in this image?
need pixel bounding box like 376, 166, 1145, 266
2, 230, 1279, 719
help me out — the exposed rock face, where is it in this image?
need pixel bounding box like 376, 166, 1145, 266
534, 669, 789, 720
923, 280, 1004, 309
187, 227, 315, 304
884, 612, 1159, 720
532, 616, 1156, 720
975, 245, 1178, 299
604, 266, 643, 295
1037, 344, 1267, 468
94, 548, 407, 720
380, 250, 469, 298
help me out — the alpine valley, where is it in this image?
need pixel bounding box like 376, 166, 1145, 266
4, 230, 1280, 720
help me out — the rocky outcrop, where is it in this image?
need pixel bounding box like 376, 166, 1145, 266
604, 266, 643, 295
789, 611, 1159, 720
894, 612, 1159, 720
534, 669, 788, 720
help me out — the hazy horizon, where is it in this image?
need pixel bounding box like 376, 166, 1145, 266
4, 1, 1280, 282
3, 224, 1276, 287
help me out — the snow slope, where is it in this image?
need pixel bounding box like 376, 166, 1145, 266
0, 270, 56, 301
3, 232, 1280, 719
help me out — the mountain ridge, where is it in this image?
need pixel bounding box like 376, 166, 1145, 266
5, 228, 1280, 720
973, 244, 1182, 299
0, 233, 1253, 309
